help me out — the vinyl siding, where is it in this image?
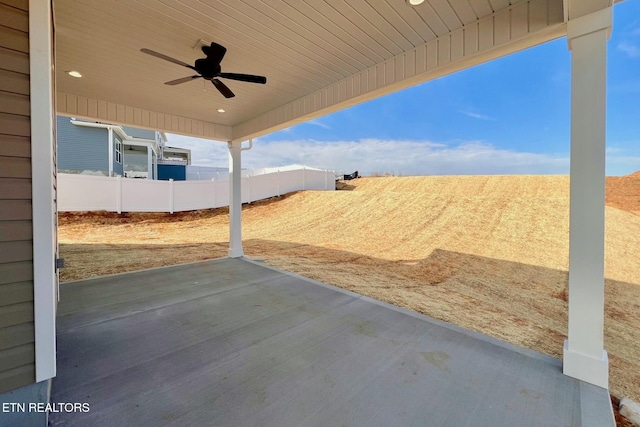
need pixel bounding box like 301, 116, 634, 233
0, 0, 36, 394
56, 116, 109, 173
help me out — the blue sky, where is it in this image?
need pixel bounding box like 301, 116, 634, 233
169, 1, 640, 176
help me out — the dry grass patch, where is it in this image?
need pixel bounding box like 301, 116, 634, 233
59, 173, 640, 403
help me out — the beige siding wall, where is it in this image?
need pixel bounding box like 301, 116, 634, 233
0, 0, 36, 395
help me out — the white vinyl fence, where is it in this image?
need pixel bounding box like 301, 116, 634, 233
58, 166, 335, 213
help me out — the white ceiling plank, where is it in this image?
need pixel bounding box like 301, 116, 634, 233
280, 0, 383, 65
51, 0, 572, 140
489, 0, 511, 12
324, 0, 412, 54
448, 0, 481, 25
429, 0, 464, 31
379, 0, 438, 43
364, 0, 430, 47
468, 0, 494, 17
412, 3, 451, 36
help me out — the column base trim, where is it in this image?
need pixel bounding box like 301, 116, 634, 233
563, 340, 609, 389
228, 248, 244, 258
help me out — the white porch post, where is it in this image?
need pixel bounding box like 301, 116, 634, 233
228, 141, 244, 258
30, 0, 57, 382
563, 7, 612, 389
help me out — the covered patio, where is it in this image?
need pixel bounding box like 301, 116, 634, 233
50, 258, 612, 426
0, 0, 620, 424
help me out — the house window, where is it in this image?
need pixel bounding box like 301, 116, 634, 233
114, 136, 122, 164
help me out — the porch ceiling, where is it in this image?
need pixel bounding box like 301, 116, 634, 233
53, 0, 573, 142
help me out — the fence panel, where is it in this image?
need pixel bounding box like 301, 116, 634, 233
58, 165, 334, 213
57, 174, 117, 211
121, 179, 171, 212
173, 181, 216, 212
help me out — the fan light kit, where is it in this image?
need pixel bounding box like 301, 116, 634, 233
140, 42, 267, 99
67, 70, 82, 78
406, 0, 425, 5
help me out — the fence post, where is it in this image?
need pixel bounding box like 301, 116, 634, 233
277, 169, 280, 196
169, 178, 174, 214
116, 175, 122, 214
302, 166, 306, 191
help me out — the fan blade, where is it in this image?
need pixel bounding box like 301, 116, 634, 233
140, 48, 195, 70
202, 42, 227, 65
165, 75, 202, 85
218, 73, 267, 84
211, 79, 235, 98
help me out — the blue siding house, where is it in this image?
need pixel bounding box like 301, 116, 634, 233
56, 117, 191, 179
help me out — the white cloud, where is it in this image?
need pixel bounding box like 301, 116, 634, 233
164, 135, 640, 176
167, 136, 570, 176
617, 42, 640, 58
459, 111, 496, 121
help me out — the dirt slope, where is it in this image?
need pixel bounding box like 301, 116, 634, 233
58, 173, 640, 402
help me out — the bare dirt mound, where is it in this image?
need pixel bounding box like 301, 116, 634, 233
607, 171, 640, 214
58, 173, 640, 402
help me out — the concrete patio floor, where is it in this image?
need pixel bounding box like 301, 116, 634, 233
50, 257, 613, 426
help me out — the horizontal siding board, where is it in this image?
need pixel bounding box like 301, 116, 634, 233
0, 112, 30, 137
0, 281, 33, 305
0, 260, 32, 285
0, 4, 28, 32
0, 219, 31, 242
0, 155, 30, 178
0, 134, 30, 158
0, 240, 32, 263
57, 117, 109, 173
0, 363, 34, 395
0, 46, 29, 74
0, 343, 34, 372
0, 199, 31, 220
0, 24, 28, 53
0, 301, 33, 328
1, 0, 28, 12
0, 69, 29, 94
0, 322, 34, 350
0, 177, 31, 199
0, 90, 29, 115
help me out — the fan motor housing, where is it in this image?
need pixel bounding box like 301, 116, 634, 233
195, 58, 221, 79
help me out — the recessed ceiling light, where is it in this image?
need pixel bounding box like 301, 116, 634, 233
406, 0, 425, 5
217, 108, 225, 113
67, 70, 82, 78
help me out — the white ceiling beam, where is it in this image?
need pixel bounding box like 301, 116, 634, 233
57, 93, 231, 142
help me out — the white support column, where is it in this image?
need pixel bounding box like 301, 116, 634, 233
228, 141, 244, 258
30, 0, 57, 383
563, 7, 612, 389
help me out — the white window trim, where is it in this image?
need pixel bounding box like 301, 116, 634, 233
114, 136, 123, 164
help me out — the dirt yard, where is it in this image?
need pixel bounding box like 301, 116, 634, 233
59, 172, 640, 404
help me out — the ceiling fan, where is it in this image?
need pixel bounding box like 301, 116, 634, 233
140, 42, 267, 99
